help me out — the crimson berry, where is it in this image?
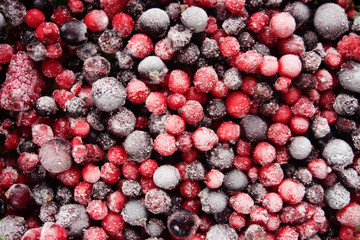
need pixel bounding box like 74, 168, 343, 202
140, 176, 157, 194
178, 100, 204, 125
26, 9, 45, 28
267, 123, 291, 146
107, 146, 127, 166
101, 162, 121, 184
84, 10, 109, 32
278, 179, 305, 204
121, 161, 139, 180
35, 22, 60, 45
42, 59, 62, 78
219, 36, 240, 57
205, 16, 218, 34
87, 200, 108, 220
68, 0, 84, 13
40, 222, 67, 240
260, 56, 278, 76
112, 13, 134, 38
126, 79, 150, 104
274, 77, 292, 93
241, 76, 258, 95
181, 198, 201, 214
185, 86, 208, 105
181, 148, 198, 164
257, 26, 279, 48
270, 12, 296, 38
106, 191, 126, 213
307, 158, 330, 180
229, 212, 246, 230
58, 166, 81, 187
51, 6, 72, 27
55, 69, 76, 90
17, 153, 39, 173
82, 164, 101, 184
234, 156, 251, 171
145, 92, 167, 115
127, 33, 154, 58
193, 66, 218, 93
229, 192, 254, 214
155, 38, 176, 61
272, 104, 292, 124
258, 163, 284, 187
248, 12, 269, 33
180, 179, 201, 198
262, 192, 283, 213
192, 127, 218, 152
225, 91, 251, 118
165, 115, 186, 135
83, 227, 108, 240
225, 0, 245, 15
216, 121, 240, 144
168, 70, 191, 94
211, 80, 229, 98
321, 110, 337, 125
74, 181, 92, 206
204, 169, 224, 189
0, 44, 13, 64
139, 159, 158, 177
277, 34, 305, 56
253, 142, 276, 166
102, 212, 125, 236
168, 93, 186, 110
314, 69, 334, 91
277, 226, 299, 240
69, 117, 90, 138
154, 133, 177, 156
46, 43, 63, 59
282, 87, 302, 105
278, 54, 302, 79
290, 115, 309, 134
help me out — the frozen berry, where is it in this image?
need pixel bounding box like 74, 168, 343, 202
153, 165, 180, 190
322, 138, 354, 167
55, 204, 90, 237
139, 8, 170, 37
123, 130, 153, 163
121, 199, 148, 227
60, 19, 88, 46
39, 138, 72, 174
206, 224, 237, 240
138, 56, 168, 85
199, 188, 228, 214
289, 136, 312, 160
107, 107, 136, 137
181, 6, 208, 33
168, 209, 199, 238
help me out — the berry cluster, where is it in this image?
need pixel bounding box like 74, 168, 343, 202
0, 0, 359, 239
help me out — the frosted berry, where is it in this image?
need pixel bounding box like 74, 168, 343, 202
123, 130, 153, 163
39, 138, 72, 174
138, 56, 168, 84
139, 8, 170, 37
153, 165, 180, 190
106, 107, 136, 137
278, 179, 305, 204
84, 10, 109, 32
181, 6, 208, 33
112, 13, 134, 38
121, 199, 148, 226
60, 19, 88, 46
225, 91, 251, 118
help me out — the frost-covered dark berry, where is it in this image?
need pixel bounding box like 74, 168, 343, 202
222, 16, 246, 36
27, 40, 47, 61
92, 181, 112, 200
301, 51, 321, 73
303, 31, 318, 50
117, 70, 137, 86
167, 209, 199, 238
166, 2, 181, 22
36, 96, 58, 117
116, 50, 134, 70
60, 20, 88, 46
126, 0, 145, 19
138, 56, 168, 85
284, 1, 311, 27
206, 98, 227, 120
253, 82, 273, 102
240, 115, 268, 142
82, 56, 111, 84
352, 16, 360, 32
18, 140, 38, 154
322, 138, 354, 167
186, 161, 205, 181
98, 29, 122, 54
122, 180, 142, 197
3, 0, 26, 27
144, 188, 171, 214
28, 165, 46, 182
293, 73, 316, 91
107, 107, 136, 137
199, 188, 228, 214
139, 8, 170, 37
181, 6, 208, 33
333, 93, 358, 116
55, 204, 90, 237
238, 32, 255, 51
313, 3, 349, 40
338, 60, 360, 93
145, 218, 164, 237
325, 183, 350, 210
65, 97, 87, 118
336, 117, 356, 133
201, 38, 220, 59
339, 168, 360, 191
351, 128, 360, 151
206, 224, 237, 240
289, 136, 312, 160
76, 42, 101, 61
148, 112, 169, 136
244, 224, 267, 240
0, 215, 26, 240
311, 116, 330, 139
294, 167, 313, 185
224, 68, 242, 90
247, 183, 268, 204
96, 133, 116, 150
223, 169, 249, 192
124, 130, 153, 162
176, 43, 200, 65
153, 165, 180, 190
31, 181, 54, 205
39, 138, 72, 174
167, 24, 193, 50
206, 144, 235, 170
253, 43, 271, 56
306, 184, 324, 205
55, 185, 73, 205
87, 108, 105, 131
122, 199, 148, 227
39, 201, 59, 222
91, 77, 126, 112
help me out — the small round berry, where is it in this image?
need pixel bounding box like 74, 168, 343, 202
199, 188, 228, 214
192, 127, 218, 152
240, 115, 268, 142
219, 36, 240, 57
217, 121, 240, 144
154, 133, 177, 156
86, 200, 108, 220
138, 56, 168, 84
145, 188, 171, 214
60, 20, 88, 46
262, 193, 283, 213
139, 8, 170, 37
145, 92, 167, 115
123, 130, 153, 163
278, 179, 305, 204
39, 138, 72, 174
267, 123, 291, 146
225, 91, 251, 118
7, 184, 31, 210
126, 79, 150, 104
278, 54, 302, 79
322, 138, 354, 167
193, 66, 218, 93
269, 12, 296, 39
206, 224, 237, 240
100, 162, 121, 184
112, 13, 134, 38
168, 70, 191, 94
106, 108, 136, 137
35, 22, 60, 44
325, 183, 350, 210
204, 169, 224, 189
121, 199, 148, 227
181, 6, 208, 33
153, 165, 180, 190
336, 202, 360, 227
253, 142, 276, 166
127, 33, 154, 59
84, 10, 109, 32
168, 209, 200, 238
26, 9, 45, 28
289, 136, 312, 160
165, 115, 186, 135
83, 227, 107, 240
178, 100, 204, 125
225, 0, 245, 15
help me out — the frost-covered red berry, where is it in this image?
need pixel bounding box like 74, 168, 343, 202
84, 10, 109, 32
270, 12, 296, 38
278, 179, 305, 204
25, 9, 45, 28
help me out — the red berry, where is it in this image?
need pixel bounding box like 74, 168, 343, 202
277, 226, 299, 240
219, 36, 240, 57
204, 169, 224, 189
277, 34, 305, 56
278, 179, 305, 204
248, 12, 269, 33
58, 166, 81, 187
262, 192, 283, 213
139, 159, 158, 177
229, 192, 254, 214
234, 156, 251, 171
337, 33, 360, 61
274, 77, 292, 93
233, 50, 263, 74
127, 33, 154, 58
192, 127, 218, 152
307, 158, 330, 180
18, 153, 40, 173
154, 133, 177, 156
267, 123, 291, 146
272, 104, 292, 124
32, 124, 54, 147
278, 54, 302, 79
35, 22, 60, 45
205, 16, 218, 33
69, 117, 90, 138
40, 222, 67, 240
82, 164, 101, 184
253, 142, 276, 165
168, 70, 191, 94
178, 100, 204, 125
74, 181, 92, 206
101, 162, 121, 184
260, 56, 278, 76
121, 161, 139, 180
106, 191, 126, 213
167, 93, 186, 110
211, 80, 229, 98
87, 200, 108, 220
177, 132, 193, 152
155, 38, 176, 61
241, 76, 258, 95
0, 44, 13, 64
68, 0, 84, 13
145, 92, 167, 115
185, 86, 208, 105
193, 66, 218, 93
26, 9, 45, 28
102, 212, 125, 236
83, 227, 108, 240
46, 43, 63, 59
55, 69, 76, 90
165, 115, 186, 135
107, 146, 127, 165
217, 121, 240, 144
225, 0, 245, 15
314, 69, 334, 91
126, 79, 150, 104
84, 10, 109, 32
270, 12, 296, 38
225, 91, 251, 118
112, 13, 134, 38
180, 179, 201, 198
229, 212, 246, 230
51, 6, 72, 27
258, 163, 284, 187
42, 59, 62, 78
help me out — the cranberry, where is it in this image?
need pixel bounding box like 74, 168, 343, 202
225, 91, 251, 118
35, 22, 60, 45
154, 133, 177, 156
25, 9, 45, 28
87, 200, 108, 220
84, 10, 109, 32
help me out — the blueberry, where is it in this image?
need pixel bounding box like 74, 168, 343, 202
31, 182, 54, 205
206, 98, 227, 120
36, 96, 58, 117
167, 24, 193, 50
223, 169, 249, 192
39, 201, 59, 222
153, 165, 180, 190
176, 43, 200, 65
123, 130, 153, 163
126, 0, 145, 19
289, 136, 312, 160
91, 77, 126, 112
186, 161, 205, 181
322, 138, 354, 167
253, 42, 270, 56
338, 60, 360, 93
60, 20, 88, 46
339, 168, 360, 191
224, 68, 242, 90
240, 115, 268, 142
55, 185, 73, 205
138, 56, 168, 85
107, 107, 136, 137
92, 181, 112, 200
238, 32, 255, 51
148, 112, 169, 136
97, 133, 116, 151
293, 73, 316, 91
325, 183, 350, 210
199, 188, 228, 214
181, 6, 208, 33
314, 3, 349, 40
201, 38, 220, 59
306, 184, 324, 205
121, 199, 148, 227
139, 8, 170, 37
0, 215, 26, 240
65, 97, 87, 118
55, 204, 90, 237
206, 144, 235, 170
333, 93, 358, 116
206, 224, 237, 240
284, 1, 311, 27
76, 42, 101, 61
222, 16, 246, 36
167, 209, 199, 238
303, 31, 319, 50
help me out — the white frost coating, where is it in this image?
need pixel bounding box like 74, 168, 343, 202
153, 165, 180, 190
325, 183, 350, 210
206, 224, 237, 240
121, 199, 148, 226
199, 188, 228, 214
55, 204, 89, 237
181, 6, 208, 33
338, 61, 360, 93
39, 138, 72, 174
289, 136, 312, 160
322, 138, 354, 166
311, 117, 330, 139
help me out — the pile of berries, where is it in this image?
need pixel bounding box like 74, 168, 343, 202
0, 0, 360, 239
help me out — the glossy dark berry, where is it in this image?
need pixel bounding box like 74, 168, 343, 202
60, 20, 88, 46
7, 184, 31, 210
167, 209, 199, 238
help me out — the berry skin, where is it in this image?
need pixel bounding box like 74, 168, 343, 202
55, 69, 76, 90
145, 92, 167, 115
87, 200, 108, 220
269, 12, 296, 39
278, 179, 305, 204
267, 123, 291, 146
154, 133, 177, 156
51, 6, 72, 27
225, 91, 251, 118
225, 0, 245, 15
168, 70, 191, 94
102, 212, 125, 236
193, 66, 218, 93
260, 56, 278, 77
262, 192, 283, 213
336, 202, 360, 227
127, 33, 154, 58
126, 79, 149, 104
217, 121, 240, 144
178, 100, 204, 125
165, 115, 186, 135
25, 9, 45, 28
278, 54, 302, 79
101, 162, 121, 184
259, 163, 284, 187
204, 169, 224, 189
248, 12, 269, 33
84, 10, 109, 32
82, 164, 101, 184
192, 127, 218, 152
83, 227, 108, 240
42, 59, 62, 78
307, 158, 330, 180
219, 36, 240, 57
253, 142, 276, 166
107, 146, 127, 166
